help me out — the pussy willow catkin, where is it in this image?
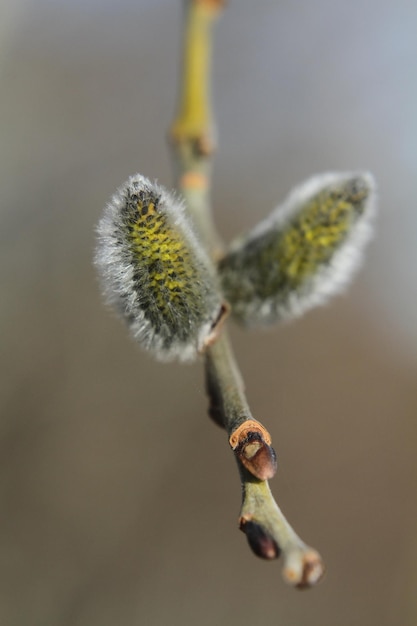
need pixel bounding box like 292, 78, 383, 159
95, 174, 224, 361
219, 172, 376, 326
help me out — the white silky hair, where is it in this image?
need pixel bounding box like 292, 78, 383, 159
95, 174, 223, 362
224, 171, 377, 325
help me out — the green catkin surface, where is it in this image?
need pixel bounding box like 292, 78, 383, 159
219, 176, 371, 319
124, 186, 212, 344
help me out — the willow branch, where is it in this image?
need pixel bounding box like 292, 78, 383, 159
169, 0, 324, 588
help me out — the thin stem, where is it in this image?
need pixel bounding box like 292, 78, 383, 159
205, 332, 248, 434
169, 0, 222, 255
171, 0, 215, 150
169, 0, 324, 588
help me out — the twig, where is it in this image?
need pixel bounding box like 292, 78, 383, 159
169, 0, 324, 588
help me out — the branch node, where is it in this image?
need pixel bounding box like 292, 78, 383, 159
200, 302, 230, 353
168, 132, 215, 158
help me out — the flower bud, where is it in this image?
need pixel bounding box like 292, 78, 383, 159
95, 174, 226, 361
219, 172, 376, 325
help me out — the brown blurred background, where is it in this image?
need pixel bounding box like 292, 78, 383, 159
1, 1, 416, 625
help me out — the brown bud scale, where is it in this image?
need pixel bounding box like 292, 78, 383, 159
240, 517, 281, 560
229, 420, 277, 480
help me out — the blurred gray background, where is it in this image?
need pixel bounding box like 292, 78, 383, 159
1, 1, 416, 625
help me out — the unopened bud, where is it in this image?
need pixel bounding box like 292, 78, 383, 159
230, 420, 277, 480
95, 174, 226, 361
283, 548, 325, 589
240, 517, 281, 560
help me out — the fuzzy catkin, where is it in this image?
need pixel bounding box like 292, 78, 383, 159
95, 174, 223, 361
218, 172, 377, 326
